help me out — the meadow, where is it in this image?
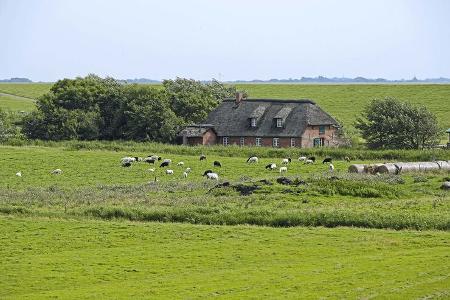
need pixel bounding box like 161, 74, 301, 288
1, 143, 449, 230
0, 93, 35, 112
0, 83, 449, 131
1, 216, 449, 299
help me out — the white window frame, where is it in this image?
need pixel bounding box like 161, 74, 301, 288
223, 137, 229, 146
240, 137, 245, 146
273, 137, 279, 147
290, 138, 296, 147
255, 137, 261, 147
319, 125, 326, 135
276, 118, 283, 128
251, 118, 257, 127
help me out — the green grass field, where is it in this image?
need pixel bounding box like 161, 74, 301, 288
1, 144, 449, 231
1, 216, 449, 299
0, 83, 449, 129
0, 94, 35, 112
0, 83, 51, 99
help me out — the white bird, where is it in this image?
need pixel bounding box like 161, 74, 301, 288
329, 164, 335, 172
165, 169, 174, 175
148, 168, 155, 172
15, 171, 22, 177
279, 166, 288, 174
51, 169, 62, 175
183, 171, 188, 178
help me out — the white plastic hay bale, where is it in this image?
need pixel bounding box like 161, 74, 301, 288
348, 164, 365, 174
418, 162, 440, 172
377, 163, 398, 174
436, 161, 450, 171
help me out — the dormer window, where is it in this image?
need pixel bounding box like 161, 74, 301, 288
250, 118, 257, 127
276, 118, 283, 128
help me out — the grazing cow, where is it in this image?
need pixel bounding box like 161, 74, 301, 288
298, 156, 307, 162
166, 169, 174, 175
143, 157, 156, 164
122, 162, 132, 167
200, 154, 207, 161
213, 161, 222, 167
160, 161, 170, 168
247, 156, 258, 163
308, 156, 316, 162
177, 162, 184, 166
279, 166, 288, 174
304, 159, 314, 165
265, 163, 277, 170
322, 157, 332, 164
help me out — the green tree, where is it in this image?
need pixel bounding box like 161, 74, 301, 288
355, 97, 440, 149
121, 85, 182, 142
163, 78, 238, 124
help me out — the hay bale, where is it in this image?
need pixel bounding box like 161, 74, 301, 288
418, 162, 440, 172
348, 164, 365, 173
436, 161, 450, 171
377, 163, 399, 174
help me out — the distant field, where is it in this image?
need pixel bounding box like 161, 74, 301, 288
0, 83, 51, 99
1, 216, 449, 299
236, 84, 450, 128
0, 83, 449, 129
0, 94, 35, 112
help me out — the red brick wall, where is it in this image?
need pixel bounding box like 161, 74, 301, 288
301, 125, 338, 148
217, 136, 301, 148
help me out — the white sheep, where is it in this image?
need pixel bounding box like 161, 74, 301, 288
282, 158, 291, 164
329, 164, 335, 172
279, 166, 287, 174
247, 156, 258, 163
205, 172, 219, 180
298, 156, 307, 161
177, 162, 184, 166
265, 163, 277, 170
15, 171, 22, 177
304, 159, 314, 164
165, 169, 174, 175
51, 169, 62, 175
183, 171, 188, 178
185, 167, 192, 173
121, 157, 136, 164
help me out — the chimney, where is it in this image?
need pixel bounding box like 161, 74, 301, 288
235, 92, 244, 105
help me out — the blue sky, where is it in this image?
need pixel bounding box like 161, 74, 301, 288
1, 0, 449, 81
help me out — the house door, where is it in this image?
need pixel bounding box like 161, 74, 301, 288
313, 138, 324, 147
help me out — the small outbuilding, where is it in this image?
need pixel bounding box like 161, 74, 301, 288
177, 124, 217, 146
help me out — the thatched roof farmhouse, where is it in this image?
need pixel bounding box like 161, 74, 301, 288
178, 94, 341, 148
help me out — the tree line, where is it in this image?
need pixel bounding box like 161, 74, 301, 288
0, 74, 443, 149
21, 75, 238, 142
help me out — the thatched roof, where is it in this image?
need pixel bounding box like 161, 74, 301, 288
204, 99, 338, 137
178, 124, 214, 137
